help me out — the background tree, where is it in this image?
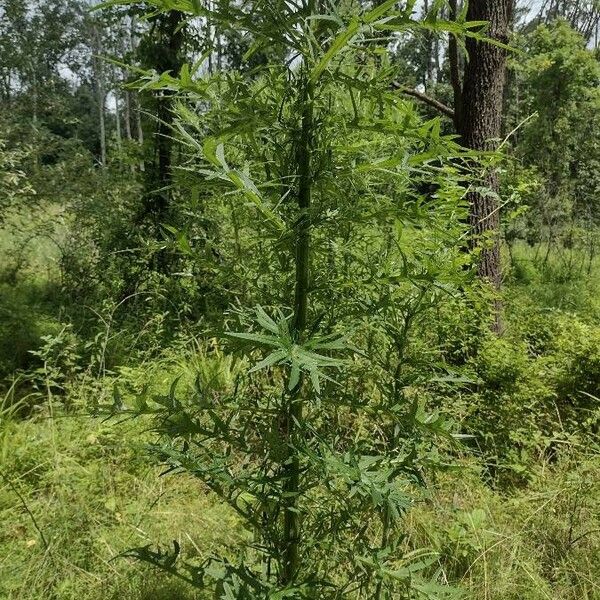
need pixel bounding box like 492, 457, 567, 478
453, 1, 513, 303
505, 19, 600, 265
393, 1, 514, 332
137, 9, 186, 237
534, 0, 600, 42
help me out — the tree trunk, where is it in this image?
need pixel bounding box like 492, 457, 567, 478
448, 0, 462, 129
453, 1, 513, 332
139, 10, 185, 231
124, 89, 132, 140
423, 0, 435, 89
98, 78, 106, 166
113, 71, 122, 150
135, 92, 145, 171
128, 15, 145, 170
93, 28, 107, 167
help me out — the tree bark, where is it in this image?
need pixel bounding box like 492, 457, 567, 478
454, 1, 513, 332
124, 89, 132, 140
113, 70, 122, 149
142, 10, 185, 224
448, 0, 462, 130
93, 26, 107, 167
394, 83, 455, 119
127, 15, 143, 153
135, 92, 145, 172
398, 2, 512, 323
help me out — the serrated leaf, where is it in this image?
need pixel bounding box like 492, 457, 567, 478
309, 368, 321, 394
203, 137, 220, 166
248, 350, 287, 373
216, 143, 228, 169
311, 16, 361, 82
254, 306, 280, 334
288, 362, 301, 391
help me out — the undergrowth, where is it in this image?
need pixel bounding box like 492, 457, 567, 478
1, 233, 599, 599
1, 327, 598, 599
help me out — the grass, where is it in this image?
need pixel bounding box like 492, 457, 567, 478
0, 399, 245, 600
407, 452, 600, 599
507, 240, 600, 319
1, 356, 598, 599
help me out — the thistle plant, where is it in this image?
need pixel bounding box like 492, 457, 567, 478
96, 0, 487, 597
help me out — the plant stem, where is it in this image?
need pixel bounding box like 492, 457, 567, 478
281, 58, 315, 586
0, 469, 49, 550
375, 508, 391, 600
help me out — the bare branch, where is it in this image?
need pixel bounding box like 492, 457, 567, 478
391, 82, 455, 120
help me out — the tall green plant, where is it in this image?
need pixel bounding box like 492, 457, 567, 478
96, 0, 485, 597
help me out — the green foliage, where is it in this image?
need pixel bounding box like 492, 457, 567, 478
0, 135, 35, 218
0, 282, 63, 379
0, 391, 241, 600
84, 0, 490, 597
410, 451, 600, 599
434, 292, 600, 484
506, 20, 600, 247
1, 360, 598, 600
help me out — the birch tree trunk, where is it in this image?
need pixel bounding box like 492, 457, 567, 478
113, 70, 122, 150
93, 26, 107, 167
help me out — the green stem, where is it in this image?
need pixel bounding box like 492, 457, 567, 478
375, 507, 391, 600
281, 60, 315, 586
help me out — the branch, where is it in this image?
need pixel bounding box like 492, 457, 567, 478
391, 82, 455, 120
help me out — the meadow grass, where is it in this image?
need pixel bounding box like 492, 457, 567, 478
1, 357, 598, 599
0, 396, 244, 600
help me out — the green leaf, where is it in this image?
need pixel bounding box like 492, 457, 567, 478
255, 306, 280, 335
216, 143, 228, 169
311, 16, 361, 82
180, 63, 191, 87
248, 350, 287, 373
203, 137, 220, 166
227, 332, 281, 347
364, 0, 403, 24
288, 362, 301, 391
309, 368, 321, 394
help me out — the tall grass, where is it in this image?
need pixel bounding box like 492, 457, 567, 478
0, 366, 243, 600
